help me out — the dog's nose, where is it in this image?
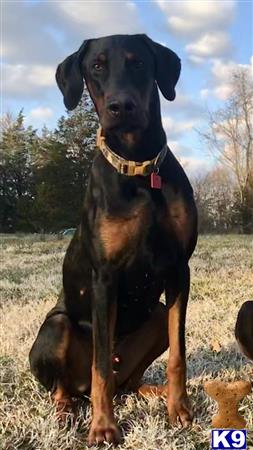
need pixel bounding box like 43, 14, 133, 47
107, 98, 136, 117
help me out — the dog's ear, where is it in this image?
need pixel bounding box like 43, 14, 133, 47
140, 35, 181, 101
55, 40, 90, 110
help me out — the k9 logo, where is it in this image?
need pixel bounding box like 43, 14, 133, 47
212, 430, 247, 449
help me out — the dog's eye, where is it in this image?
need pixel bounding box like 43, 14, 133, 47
93, 63, 103, 71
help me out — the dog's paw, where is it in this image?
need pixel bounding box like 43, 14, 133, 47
88, 416, 121, 446
167, 394, 193, 428
53, 396, 75, 425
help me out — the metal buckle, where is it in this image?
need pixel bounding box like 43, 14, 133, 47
122, 164, 129, 174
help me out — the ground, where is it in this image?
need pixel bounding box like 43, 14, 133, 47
0, 234, 253, 450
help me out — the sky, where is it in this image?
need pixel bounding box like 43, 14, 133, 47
1, 0, 253, 176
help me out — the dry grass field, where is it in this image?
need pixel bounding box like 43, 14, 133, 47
0, 234, 253, 450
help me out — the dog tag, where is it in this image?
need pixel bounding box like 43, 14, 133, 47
151, 172, 162, 189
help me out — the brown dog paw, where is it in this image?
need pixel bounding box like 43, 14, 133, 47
88, 416, 121, 446
51, 390, 75, 424
167, 394, 193, 428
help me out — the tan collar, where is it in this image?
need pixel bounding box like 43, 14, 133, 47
96, 127, 167, 176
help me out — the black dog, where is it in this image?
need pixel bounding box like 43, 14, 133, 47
235, 301, 253, 360
29, 34, 198, 445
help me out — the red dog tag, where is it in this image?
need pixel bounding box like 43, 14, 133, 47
151, 172, 162, 189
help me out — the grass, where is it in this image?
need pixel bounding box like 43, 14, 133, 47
0, 234, 253, 450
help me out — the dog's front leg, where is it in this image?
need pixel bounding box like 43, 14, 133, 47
166, 263, 193, 428
88, 268, 121, 446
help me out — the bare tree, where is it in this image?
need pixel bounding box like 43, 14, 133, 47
192, 166, 238, 232
199, 68, 253, 233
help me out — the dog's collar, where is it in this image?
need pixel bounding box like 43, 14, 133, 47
96, 126, 167, 177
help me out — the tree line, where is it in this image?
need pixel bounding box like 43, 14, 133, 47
194, 69, 253, 233
0, 92, 98, 233
0, 70, 252, 234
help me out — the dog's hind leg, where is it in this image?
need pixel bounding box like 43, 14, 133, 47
29, 311, 92, 419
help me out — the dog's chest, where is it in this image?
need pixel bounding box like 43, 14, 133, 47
98, 187, 193, 267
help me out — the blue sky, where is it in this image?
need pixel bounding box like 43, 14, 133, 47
1, 0, 253, 175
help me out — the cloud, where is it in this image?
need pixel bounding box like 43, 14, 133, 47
162, 115, 198, 140
200, 89, 210, 99
167, 140, 193, 157
185, 32, 232, 61
58, 1, 141, 37
201, 56, 253, 100
24, 107, 55, 131
187, 55, 205, 65
161, 141, 210, 177
160, 92, 204, 120
213, 85, 234, 101
156, 0, 235, 38
28, 107, 54, 120
156, 1, 235, 62
2, 1, 142, 66
211, 58, 253, 84
180, 156, 211, 177
2, 1, 143, 103
2, 63, 55, 97
2, 2, 63, 65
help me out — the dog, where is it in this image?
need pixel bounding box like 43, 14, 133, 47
29, 34, 198, 446
235, 301, 253, 360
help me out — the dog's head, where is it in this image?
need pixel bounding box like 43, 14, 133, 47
56, 34, 181, 133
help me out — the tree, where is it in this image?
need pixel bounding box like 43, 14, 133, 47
0, 90, 99, 233
0, 111, 38, 232
54, 90, 98, 206
199, 69, 253, 233
31, 91, 99, 232
192, 166, 239, 232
